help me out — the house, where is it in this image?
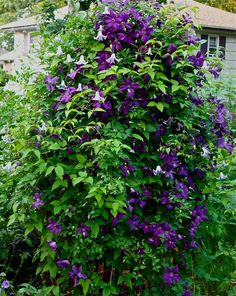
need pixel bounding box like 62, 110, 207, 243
0, 6, 68, 74
173, 0, 236, 76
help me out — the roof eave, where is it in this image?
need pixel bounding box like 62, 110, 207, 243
200, 25, 236, 33
0, 25, 38, 32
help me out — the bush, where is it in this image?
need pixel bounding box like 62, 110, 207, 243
0, 1, 234, 295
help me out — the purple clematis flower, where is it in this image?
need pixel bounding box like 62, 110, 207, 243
120, 159, 135, 176
188, 51, 205, 68
112, 213, 125, 226
163, 266, 180, 286
47, 240, 57, 251
32, 193, 44, 209
57, 259, 70, 269
168, 43, 177, 53
44, 75, 59, 91
60, 87, 77, 104
1, 280, 10, 289
128, 214, 140, 231
77, 223, 91, 238
119, 77, 140, 97
209, 66, 221, 79
47, 219, 62, 235
68, 265, 87, 286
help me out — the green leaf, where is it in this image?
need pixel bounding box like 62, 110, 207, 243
45, 166, 54, 176
156, 102, 164, 112
171, 84, 180, 93
55, 165, 64, 180
157, 83, 166, 94
132, 133, 144, 141
52, 180, 67, 190
90, 223, 99, 238
80, 279, 91, 296
52, 286, 60, 296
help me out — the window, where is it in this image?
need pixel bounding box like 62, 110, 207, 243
201, 34, 226, 59
208, 36, 218, 57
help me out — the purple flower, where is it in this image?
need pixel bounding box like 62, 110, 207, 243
128, 214, 140, 231
68, 265, 87, 286
119, 77, 140, 97
119, 99, 134, 115
187, 35, 200, 45
160, 151, 180, 179
47, 219, 62, 235
183, 290, 193, 296
209, 66, 221, 79
191, 96, 202, 106
168, 43, 176, 53
60, 87, 77, 104
32, 193, 44, 209
80, 132, 90, 144
44, 75, 59, 92
47, 240, 57, 251
96, 51, 113, 71
112, 213, 125, 226
77, 223, 91, 238
1, 280, 10, 289
182, 13, 193, 25
175, 181, 189, 199
120, 159, 135, 176
163, 266, 180, 286
135, 23, 154, 44
57, 259, 70, 269
188, 52, 205, 68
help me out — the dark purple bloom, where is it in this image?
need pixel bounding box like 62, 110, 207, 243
120, 159, 135, 176
175, 181, 189, 199
60, 87, 77, 104
77, 223, 91, 238
119, 99, 134, 115
32, 193, 44, 209
47, 219, 62, 235
68, 265, 87, 286
57, 259, 70, 269
182, 13, 193, 25
163, 266, 180, 286
187, 35, 200, 45
80, 132, 90, 144
112, 213, 125, 226
119, 77, 140, 97
188, 51, 205, 68
47, 240, 57, 251
44, 75, 59, 91
168, 43, 176, 53
160, 151, 180, 179
92, 99, 114, 122
35, 141, 41, 149
1, 280, 10, 289
135, 23, 154, 44
128, 214, 140, 231
209, 66, 221, 79
96, 51, 113, 71
132, 140, 146, 153
155, 123, 167, 137
183, 290, 193, 296
192, 96, 202, 106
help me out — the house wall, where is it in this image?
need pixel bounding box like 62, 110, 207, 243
224, 35, 236, 77
197, 29, 236, 78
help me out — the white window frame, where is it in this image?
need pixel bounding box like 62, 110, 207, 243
207, 35, 219, 58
